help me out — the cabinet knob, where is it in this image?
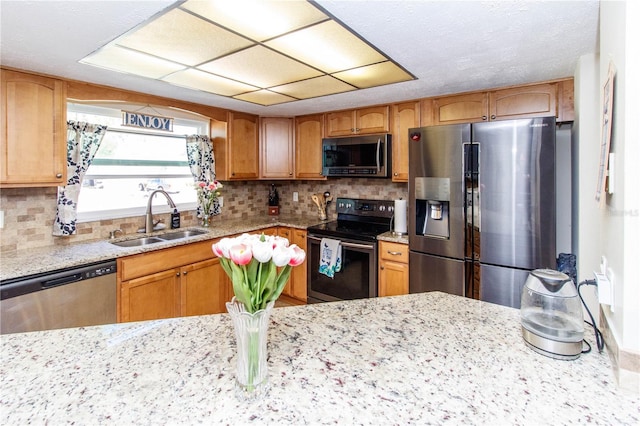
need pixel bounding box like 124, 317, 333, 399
289, 172, 293, 176
183, 271, 187, 275
56, 173, 63, 178
482, 115, 488, 121
176, 272, 180, 277
380, 266, 385, 270
490, 115, 496, 120
393, 172, 398, 176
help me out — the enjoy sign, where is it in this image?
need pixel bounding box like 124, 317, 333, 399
122, 110, 174, 132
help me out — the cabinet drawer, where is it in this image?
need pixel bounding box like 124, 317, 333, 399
379, 242, 408, 263
118, 239, 216, 281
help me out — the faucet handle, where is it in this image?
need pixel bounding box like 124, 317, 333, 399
109, 229, 124, 239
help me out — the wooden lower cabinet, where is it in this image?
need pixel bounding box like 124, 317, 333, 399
120, 269, 180, 323
117, 239, 230, 323
181, 258, 231, 317
378, 241, 409, 297
277, 227, 307, 302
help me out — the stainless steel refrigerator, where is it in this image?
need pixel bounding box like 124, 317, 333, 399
408, 117, 556, 308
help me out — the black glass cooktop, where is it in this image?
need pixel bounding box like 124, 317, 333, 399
307, 220, 390, 242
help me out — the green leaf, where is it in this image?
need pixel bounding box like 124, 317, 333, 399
273, 265, 292, 301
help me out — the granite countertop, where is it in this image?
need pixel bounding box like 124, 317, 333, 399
1, 292, 638, 425
0, 215, 325, 281
377, 230, 409, 244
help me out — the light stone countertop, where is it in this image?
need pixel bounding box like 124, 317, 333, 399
377, 230, 409, 244
1, 292, 638, 425
0, 215, 325, 281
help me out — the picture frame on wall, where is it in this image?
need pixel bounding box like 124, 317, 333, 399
596, 61, 616, 207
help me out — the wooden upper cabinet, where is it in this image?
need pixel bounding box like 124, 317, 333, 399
295, 113, 325, 180
1, 69, 67, 187
260, 117, 294, 179
425, 80, 571, 126
426, 92, 489, 125
391, 101, 420, 182
325, 105, 389, 136
227, 111, 259, 180
489, 83, 557, 121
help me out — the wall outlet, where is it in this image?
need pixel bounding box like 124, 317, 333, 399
594, 271, 614, 309
0, 210, 4, 229
293, 191, 298, 202
218, 196, 223, 207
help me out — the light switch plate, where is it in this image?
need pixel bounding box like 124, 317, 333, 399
293, 192, 299, 202
0, 210, 4, 229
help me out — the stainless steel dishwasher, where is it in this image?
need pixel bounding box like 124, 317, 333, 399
1, 260, 117, 334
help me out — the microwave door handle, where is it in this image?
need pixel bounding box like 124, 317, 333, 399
376, 138, 381, 172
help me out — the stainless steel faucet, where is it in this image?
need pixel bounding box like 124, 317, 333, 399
145, 189, 177, 233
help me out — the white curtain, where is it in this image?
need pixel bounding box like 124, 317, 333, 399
53, 121, 107, 236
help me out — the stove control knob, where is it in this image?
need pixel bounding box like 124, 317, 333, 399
389, 206, 394, 212
379, 206, 385, 211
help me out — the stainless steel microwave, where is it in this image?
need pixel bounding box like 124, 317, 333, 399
321, 134, 391, 177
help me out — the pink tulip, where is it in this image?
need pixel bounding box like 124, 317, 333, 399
288, 245, 306, 266
198, 181, 206, 188
229, 243, 252, 265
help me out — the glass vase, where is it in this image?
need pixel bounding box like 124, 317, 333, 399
201, 213, 211, 227
225, 297, 275, 401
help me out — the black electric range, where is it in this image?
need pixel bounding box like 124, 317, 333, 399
306, 198, 395, 242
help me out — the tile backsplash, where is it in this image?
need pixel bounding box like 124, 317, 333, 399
0, 179, 407, 252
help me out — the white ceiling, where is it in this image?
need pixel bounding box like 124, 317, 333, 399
0, 0, 600, 117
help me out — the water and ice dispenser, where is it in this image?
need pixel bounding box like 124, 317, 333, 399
415, 177, 450, 239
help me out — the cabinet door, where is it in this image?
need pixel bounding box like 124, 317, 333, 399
1, 69, 67, 187
429, 92, 489, 125
356, 105, 389, 134
261, 117, 293, 179
228, 111, 259, 180
391, 101, 420, 182
379, 260, 409, 297
295, 114, 325, 179
181, 258, 229, 316
489, 83, 557, 121
325, 110, 355, 137
291, 229, 308, 302
120, 269, 180, 322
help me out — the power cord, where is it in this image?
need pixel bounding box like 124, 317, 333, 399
577, 279, 605, 353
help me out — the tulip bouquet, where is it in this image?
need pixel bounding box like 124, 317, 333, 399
211, 233, 306, 313
196, 180, 223, 217
212, 233, 306, 397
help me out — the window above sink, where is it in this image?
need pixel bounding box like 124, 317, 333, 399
68, 102, 209, 222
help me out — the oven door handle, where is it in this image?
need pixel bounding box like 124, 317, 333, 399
308, 235, 374, 250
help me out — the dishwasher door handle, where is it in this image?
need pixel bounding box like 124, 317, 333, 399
42, 273, 83, 288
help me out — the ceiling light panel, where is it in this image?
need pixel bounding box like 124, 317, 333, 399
198, 45, 322, 88
233, 90, 297, 106
271, 75, 356, 99
162, 69, 258, 96
333, 61, 414, 88
80, 45, 186, 79
117, 8, 253, 66
181, 0, 328, 42
266, 20, 387, 73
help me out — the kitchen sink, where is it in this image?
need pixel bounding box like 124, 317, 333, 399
110, 237, 165, 248
158, 229, 208, 241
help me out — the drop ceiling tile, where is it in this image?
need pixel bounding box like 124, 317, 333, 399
266, 20, 386, 73
333, 61, 414, 88
80, 45, 185, 79
198, 45, 322, 88
181, 0, 327, 42
233, 90, 297, 106
162, 69, 258, 96
271, 75, 356, 99
117, 8, 253, 66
